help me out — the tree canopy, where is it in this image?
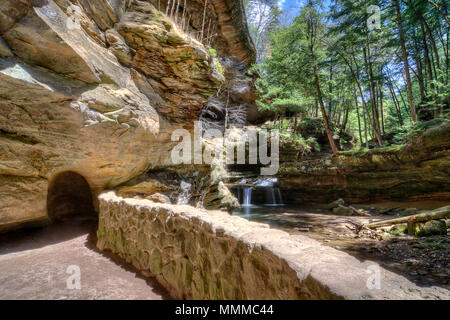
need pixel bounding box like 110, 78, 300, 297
245, 0, 449, 152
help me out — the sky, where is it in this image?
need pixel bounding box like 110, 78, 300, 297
278, 0, 300, 11
246, 0, 333, 31
278, 0, 332, 24
279, 0, 332, 10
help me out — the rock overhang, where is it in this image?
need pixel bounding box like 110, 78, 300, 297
0, 0, 256, 231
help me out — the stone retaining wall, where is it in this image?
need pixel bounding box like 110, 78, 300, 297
97, 191, 449, 300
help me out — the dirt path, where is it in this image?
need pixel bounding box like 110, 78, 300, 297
0, 218, 169, 300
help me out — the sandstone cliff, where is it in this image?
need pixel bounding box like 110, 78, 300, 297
278, 121, 450, 203
0, 0, 255, 231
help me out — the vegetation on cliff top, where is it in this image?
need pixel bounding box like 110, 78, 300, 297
245, 0, 449, 156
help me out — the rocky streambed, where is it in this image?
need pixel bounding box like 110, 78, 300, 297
233, 201, 449, 290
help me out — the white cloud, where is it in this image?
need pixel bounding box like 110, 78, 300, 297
277, 0, 286, 9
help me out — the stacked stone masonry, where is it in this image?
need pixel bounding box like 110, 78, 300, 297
97, 191, 450, 300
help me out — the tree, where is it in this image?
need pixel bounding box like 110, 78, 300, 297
245, 0, 281, 62
251, 0, 448, 154
394, 0, 417, 122
255, 1, 338, 155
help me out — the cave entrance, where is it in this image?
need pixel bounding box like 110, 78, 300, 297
47, 171, 96, 221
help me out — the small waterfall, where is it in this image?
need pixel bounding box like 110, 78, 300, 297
275, 187, 283, 204
265, 187, 276, 205
254, 177, 277, 187
177, 180, 192, 205
264, 187, 284, 207
242, 187, 253, 207
234, 178, 285, 208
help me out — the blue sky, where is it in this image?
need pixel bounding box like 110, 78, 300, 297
278, 0, 332, 23
278, 0, 301, 11
279, 0, 332, 10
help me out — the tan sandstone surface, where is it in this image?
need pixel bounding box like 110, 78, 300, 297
0, 0, 255, 232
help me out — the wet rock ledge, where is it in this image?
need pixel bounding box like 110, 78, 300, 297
96, 191, 449, 300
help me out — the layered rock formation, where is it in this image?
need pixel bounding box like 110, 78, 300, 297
278, 122, 450, 203
0, 0, 255, 231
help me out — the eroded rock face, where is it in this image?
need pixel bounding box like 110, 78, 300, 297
114, 1, 224, 123
97, 191, 450, 299
278, 123, 450, 203
0, 0, 254, 231
144, 0, 256, 66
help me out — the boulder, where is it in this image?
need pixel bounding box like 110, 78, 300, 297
146, 193, 172, 204
328, 198, 345, 210
411, 220, 447, 237
203, 181, 240, 212
115, 0, 224, 123
332, 206, 353, 216
116, 179, 172, 198
389, 223, 408, 235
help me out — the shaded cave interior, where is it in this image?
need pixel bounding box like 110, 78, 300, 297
47, 171, 96, 221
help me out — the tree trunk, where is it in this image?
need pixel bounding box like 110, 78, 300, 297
378, 84, 385, 135
420, 20, 437, 114
395, 0, 417, 122
314, 65, 338, 156
388, 68, 410, 116
388, 84, 403, 125
166, 0, 171, 15
200, 0, 208, 42
354, 92, 363, 146
342, 105, 349, 131
413, 31, 426, 102
421, 15, 442, 86
328, 63, 333, 114
366, 206, 450, 229
363, 44, 383, 145
363, 105, 368, 148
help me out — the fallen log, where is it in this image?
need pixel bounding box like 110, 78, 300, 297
366, 205, 450, 229
345, 220, 382, 239
338, 204, 371, 217
349, 205, 371, 217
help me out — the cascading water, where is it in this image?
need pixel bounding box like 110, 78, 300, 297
264, 187, 284, 207
254, 177, 277, 187
265, 187, 276, 206
242, 187, 253, 207
177, 180, 192, 205
275, 188, 283, 204
235, 178, 284, 207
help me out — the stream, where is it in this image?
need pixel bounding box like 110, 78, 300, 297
230, 179, 449, 290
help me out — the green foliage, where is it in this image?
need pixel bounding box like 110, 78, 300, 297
215, 60, 224, 75
254, 5, 327, 117
245, 0, 282, 62
392, 118, 450, 145
249, 0, 448, 154
208, 47, 223, 74
208, 47, 217, 57
264, 119, 321, 155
